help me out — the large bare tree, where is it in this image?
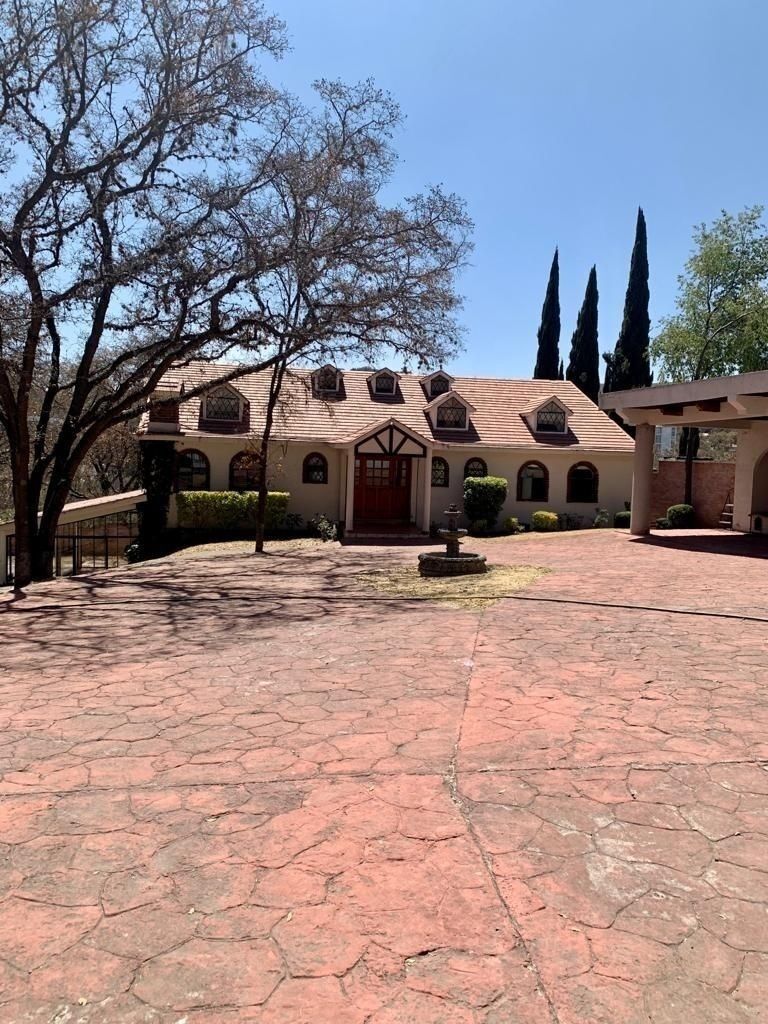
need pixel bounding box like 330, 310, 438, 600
0, 1, 470, 587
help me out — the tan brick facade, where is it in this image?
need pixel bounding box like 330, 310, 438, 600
650, 460, 735, 527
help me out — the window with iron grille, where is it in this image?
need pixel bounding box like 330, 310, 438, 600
464, 457, 487, 479
303, 452, 328, 484
374, 373, 395, 394
430, 374, 451, 397
567, 462, 598, 503
535, 401, 567, 433
517, 462, 549, 501
436, 397, 467, 429
176, 450, 210, 491
431, 457, 449, 487
229, 451, 261, 491
205, 388, 240, 421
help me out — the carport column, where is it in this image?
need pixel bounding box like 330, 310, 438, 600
630, 423, 655, 536
344, 448, 355, 533
420, 447, 433, 532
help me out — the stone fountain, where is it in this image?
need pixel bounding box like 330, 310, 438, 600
418, 504, 488, 577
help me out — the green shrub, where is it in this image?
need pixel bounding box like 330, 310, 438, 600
531, 510, 558, 532
666, 503, 694, 528
503, 515, 523, 534
656, 516, 670, 529
309, 513, 338, 542
614, 510, 631, 528
463, 475, 508, 528
176, 491, 290, 531
593, 507, 610, 528
468, 518, 488, 536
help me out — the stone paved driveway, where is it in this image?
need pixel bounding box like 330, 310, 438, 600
1, 530, 767, 1023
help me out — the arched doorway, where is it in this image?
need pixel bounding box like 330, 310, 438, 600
750, 449, 768, 531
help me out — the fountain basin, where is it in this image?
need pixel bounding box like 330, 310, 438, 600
418, 551, 488, 577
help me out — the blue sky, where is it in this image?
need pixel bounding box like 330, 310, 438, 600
269, 0, 767, 378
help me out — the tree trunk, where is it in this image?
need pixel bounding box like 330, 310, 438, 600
10, 443, 35, 590
682, 427, 699, 506
253, 358, 287, 554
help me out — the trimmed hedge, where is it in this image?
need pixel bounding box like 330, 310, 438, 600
463, 475, 508, 529
531, 510, 558, 532
666, 503, 694, 528
176, 491, 290, 531
614, 510, 631, 528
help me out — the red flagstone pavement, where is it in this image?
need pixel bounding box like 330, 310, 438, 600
1, 529, 767, 1022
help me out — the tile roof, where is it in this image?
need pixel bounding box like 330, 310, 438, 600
143, 363, 634, 453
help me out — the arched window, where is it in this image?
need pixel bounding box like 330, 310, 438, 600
303, 452, 328, 484
567, 462, 599, 503
517, 461, 549, 501
229, 451, 261, 491
176, 449, 210, 492
464, 457, 487, 479
436, 397, 468, 430
431, 457, 449, 487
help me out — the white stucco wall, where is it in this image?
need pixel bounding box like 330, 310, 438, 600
162, 437, 634, 533
429, 449, 634, 528
166, 438, 342, 528
732, 424, 768, 532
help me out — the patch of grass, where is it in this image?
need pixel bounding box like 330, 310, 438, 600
356, 563, 550, 609
167, 537, 331, 560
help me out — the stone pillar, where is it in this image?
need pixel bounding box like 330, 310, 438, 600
344, 448, 355, 532
419, 449, 433, 532
630, 424, 655, 536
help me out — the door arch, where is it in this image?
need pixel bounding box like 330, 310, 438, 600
751, 449, 768, 528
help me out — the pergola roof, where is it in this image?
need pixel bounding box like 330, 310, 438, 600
599, 369, 768, 429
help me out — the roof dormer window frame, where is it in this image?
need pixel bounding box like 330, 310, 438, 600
421, 370, 455, 399
313, 364, 342, 396
426, 390, 475, 432
367, 368, 400, 396
203, 384, 244, 422
522, 395, 573, 435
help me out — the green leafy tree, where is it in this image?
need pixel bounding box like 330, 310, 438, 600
652, 206, 768, 501
566, 266, 600, 403
533, 249, 561, 379
603, 208, 652, 426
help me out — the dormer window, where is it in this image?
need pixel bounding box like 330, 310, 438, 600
314, 365, 341, 395
422, 370, 455, 399
204, 387, 241, 422
436, 396, 468, 430
374, 372, 396, 395
536, 401, 567, 433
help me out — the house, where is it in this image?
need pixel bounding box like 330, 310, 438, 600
140, 363, 635, 533
599, 369, 768, 534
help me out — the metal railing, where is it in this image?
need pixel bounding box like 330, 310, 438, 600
4, 509, 139, 586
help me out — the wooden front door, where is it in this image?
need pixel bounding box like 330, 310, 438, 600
354, 456, 412, 524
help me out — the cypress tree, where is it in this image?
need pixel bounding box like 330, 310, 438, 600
533, 249, 561, 379
603, 208, 652, 393
566, 266, 600, 404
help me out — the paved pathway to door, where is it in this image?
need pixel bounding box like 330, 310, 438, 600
1, 530, 767, 1023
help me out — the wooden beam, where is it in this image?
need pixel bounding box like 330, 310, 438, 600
661, 404, 685, 416
696, 399, 723, 413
